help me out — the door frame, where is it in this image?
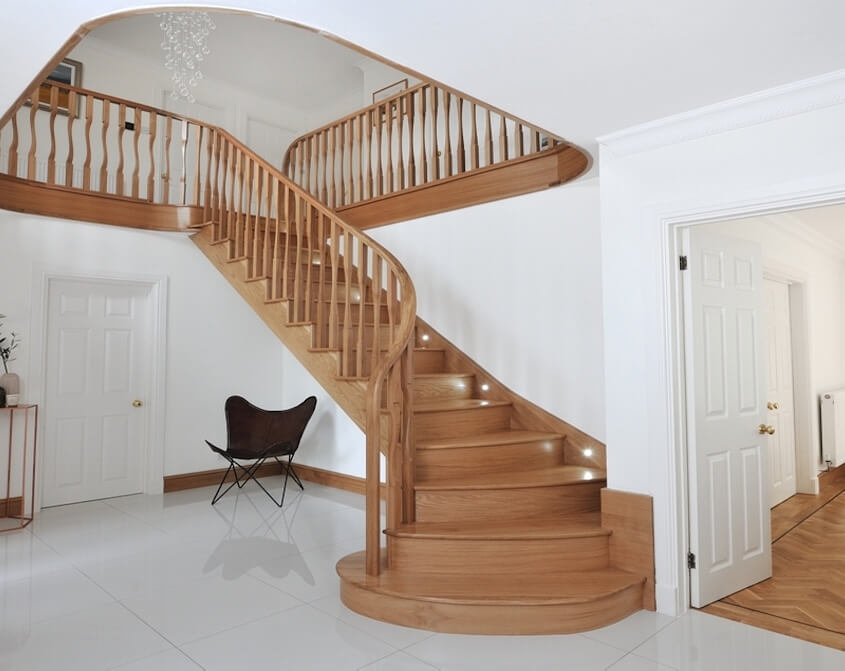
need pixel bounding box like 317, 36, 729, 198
659, 184, 845, 615
27, 268, 168, 510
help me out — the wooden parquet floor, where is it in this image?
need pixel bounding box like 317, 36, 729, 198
703, 465, 845, 651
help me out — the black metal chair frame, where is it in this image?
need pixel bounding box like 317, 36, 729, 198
205, 395, 316, 508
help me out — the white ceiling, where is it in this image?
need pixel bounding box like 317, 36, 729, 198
782, 203, 845, 250
83, 13, 374, 111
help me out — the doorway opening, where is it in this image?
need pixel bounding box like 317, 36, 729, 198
677, 203, 845, 648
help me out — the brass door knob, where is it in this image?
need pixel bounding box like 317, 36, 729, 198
132, 400, 143, 408
767, 401, 780, 410
758, 424, 775, 435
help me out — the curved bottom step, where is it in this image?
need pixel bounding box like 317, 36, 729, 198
337, 551, 645, 635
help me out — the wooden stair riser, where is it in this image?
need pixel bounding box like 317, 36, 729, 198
415, 481, 603, 523
416, 437, 567, 481
387, 535, 610, 576
414, 404, 511, 441
413, 374, 475, 403
339, 567, 644, 635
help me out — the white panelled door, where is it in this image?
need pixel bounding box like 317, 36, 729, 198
684, 228, 772, 607
764, 279, 797, 507
43, 279, 151, 507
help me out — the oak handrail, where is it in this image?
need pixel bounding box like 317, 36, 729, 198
0, 80, 416, 577
282, 80, 566, 210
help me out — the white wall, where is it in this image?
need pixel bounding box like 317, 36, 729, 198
599, 81, 845, 614
369, 177, 605, 442
705, 215, 845, 467
0, 209, 366, 481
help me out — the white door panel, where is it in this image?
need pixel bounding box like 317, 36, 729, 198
43, 280, 150, 507
685, 228, 772, 607
764, 279, 797, 507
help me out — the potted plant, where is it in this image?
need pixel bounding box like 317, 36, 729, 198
0, 314, 20, 406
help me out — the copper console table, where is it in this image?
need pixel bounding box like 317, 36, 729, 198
1, 404, 37, 532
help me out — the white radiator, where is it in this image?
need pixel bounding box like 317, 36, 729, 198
820, 390, 845, 467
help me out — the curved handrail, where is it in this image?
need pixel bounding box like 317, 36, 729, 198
0, 80, 416, 576
282, 80, 566, 209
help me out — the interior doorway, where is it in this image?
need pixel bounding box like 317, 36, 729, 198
678, 203, 845, 645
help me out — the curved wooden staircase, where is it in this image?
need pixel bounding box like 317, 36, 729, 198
0, 78, 654, 634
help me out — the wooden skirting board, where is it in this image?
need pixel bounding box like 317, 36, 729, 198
0, 173, 202, 231
164, 462, 386, 499
335, 145, 588, 230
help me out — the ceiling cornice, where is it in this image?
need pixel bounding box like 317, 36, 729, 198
597, 69, 845, 156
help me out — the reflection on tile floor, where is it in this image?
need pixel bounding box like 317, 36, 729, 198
0, 479, 843, 670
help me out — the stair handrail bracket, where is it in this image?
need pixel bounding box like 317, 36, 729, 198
0, 78, 417, 577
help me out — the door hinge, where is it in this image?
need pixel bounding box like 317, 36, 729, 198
679, 255, 688, 271
687, 551, 696, 569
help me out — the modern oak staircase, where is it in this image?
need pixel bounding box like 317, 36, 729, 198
0, 77, 654, 634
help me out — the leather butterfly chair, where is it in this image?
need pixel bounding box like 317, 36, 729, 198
205, 395, 317, 507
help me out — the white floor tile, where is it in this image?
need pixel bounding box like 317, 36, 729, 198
182, 603, 395, 671
110, 647, 203, 670
405, 632, 626, 671
311, 593, 434, 649
359, 650, 440, 670
120, 572, 302, 644
0, 566, 114, 626
633, 610, 845, 670
607, 653, 679, 670
0, 601, 170, 670
0, 530, 71, 582
582, 609, 676, 651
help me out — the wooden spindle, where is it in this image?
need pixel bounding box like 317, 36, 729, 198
485, 109, 494, 167
429, 86, 439, 180
370, 256, 382, 377
329, 220, 339, 349
499, 114, 508, 161
356, 239, 367, 376
456, 97, 465, 173
401, 346, 416, 523
27, 87, 38, 181
366, 111, 374, 199
271, 178, 283, 300
328, 126, 336, 207
99, 99, 111, 192
443, 91, 452, 177
179, 120, 188, 204
281, 183, 291, 299
219, 139, 230, 239
470, 102, 479, 170
386, 270, 396, 344
233, 150, 243, 259
262, 169, 272, 277
293, 195, 303, 319
396, 97, 405, 190
83, 96, 93, 191
252, 164, 264, 276
515, 122, 525, 157
192, 124, 202, 206
375, 108, 384, 196
420, 88, 428, 184
407, 92, 416, 187
315, 212, 326, 341
531, 128, 539, 153
163, 115, 172, 203
146, 110, 157, 200
385, 103, 394, 193
46, 86, 59, 184
65, 91, 76, 187
203, 128, 214, 221
338, 122, 346, 207
342, 230, 353, 376
357, 114, 365, 202
303, 203, 313, 322
115, 103, 125, 195
8, 111, 19, 177
131, 107, 141, 198
321, 129, 329, 203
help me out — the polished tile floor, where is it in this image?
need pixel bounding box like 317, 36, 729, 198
1, 479, 843, 670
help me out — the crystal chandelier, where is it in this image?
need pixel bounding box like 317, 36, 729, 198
157, 11, 215, 103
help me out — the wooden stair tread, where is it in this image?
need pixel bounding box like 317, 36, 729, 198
385, 513, 606, 540
338, 551, 642, 605
415, 465, 605, 491
416, 429, 563, 450
414, 398, 511, 413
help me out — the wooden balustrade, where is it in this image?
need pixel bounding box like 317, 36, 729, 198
282, 82, 563, 210
0, 80, 416, 577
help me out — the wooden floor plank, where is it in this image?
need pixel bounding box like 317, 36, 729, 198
770, 463, 845, 541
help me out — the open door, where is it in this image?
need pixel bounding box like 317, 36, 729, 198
683, 227, 772, 607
